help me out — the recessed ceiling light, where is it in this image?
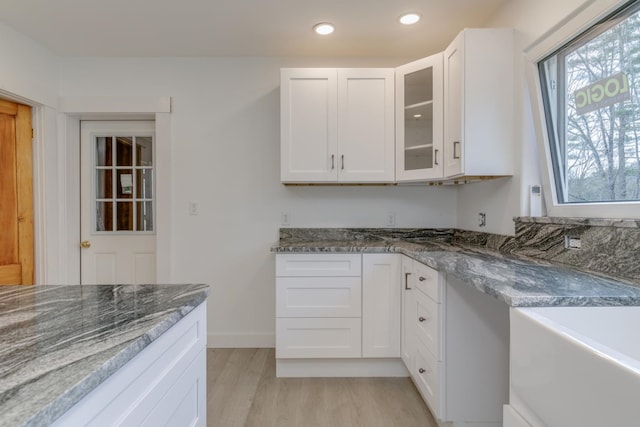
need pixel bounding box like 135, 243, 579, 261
314, 23, 335, 35
399, 13, 421, 25
413, 114, 422, 118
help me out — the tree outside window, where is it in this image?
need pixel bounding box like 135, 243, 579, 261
540, 0, 640, 203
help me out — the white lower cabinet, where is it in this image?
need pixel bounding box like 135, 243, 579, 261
276, 254, 362, 360
275, 253, 404, 377
401, 255, 509, 426
362, 253, 401, 358
402, 256, 444, 419
275, 253, 510, 422
400, 256, 415, 370
413, 339, 442, 417
276, 317, 362, 358
52, 303, 207, 427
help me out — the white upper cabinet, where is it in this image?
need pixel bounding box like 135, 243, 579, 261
280, 69, 338, 182
443, 29, 514, 178
281, 68, 395, 183
395, 54, 444, 182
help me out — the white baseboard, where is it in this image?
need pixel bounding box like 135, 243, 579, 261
276, 358, 409, 378
207, 332, 275, 348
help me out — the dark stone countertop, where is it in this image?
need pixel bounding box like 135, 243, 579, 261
0, 284, 209, 427
272, 229, 640, 307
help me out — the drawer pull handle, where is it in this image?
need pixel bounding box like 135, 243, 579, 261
405, 272, 412, 290
419, 368, 426, 374
418, 316, 427, 322
419, 276, 427, 282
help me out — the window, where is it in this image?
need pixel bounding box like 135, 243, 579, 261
539, 0, 640, 205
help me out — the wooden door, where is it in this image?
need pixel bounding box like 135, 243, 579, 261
0, 99, 33, 285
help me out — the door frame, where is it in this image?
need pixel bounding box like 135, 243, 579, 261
57, 97, 172, 284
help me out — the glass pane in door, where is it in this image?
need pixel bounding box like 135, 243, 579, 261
136, 169, 153, 199
95, 169, 112, 199
136, 137, 153, 166
96, 201, 113, 231
93, 134, 154, 233
136, 201, 153, 231
404, 68, 434, 171
116, 137, 133, 166
116, 202, 134, 231
96, 137, 113, 166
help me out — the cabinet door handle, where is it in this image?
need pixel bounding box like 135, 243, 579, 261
341, 155, 345, 170
453, 141, 461, 159
434, 149, 439, 165
418, 368, 427, 374
419, 316, 428, 322
405, 272, 412, 290
331, 154, 335, 170
419, 276, 426, 282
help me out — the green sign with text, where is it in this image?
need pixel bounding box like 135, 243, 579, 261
574, 72, 631, 115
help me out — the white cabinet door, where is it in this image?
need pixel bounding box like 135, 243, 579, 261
276, 276, 361, 318
414, 289, 440, 360
362, 254, 401, 358
276, 253, 361, 277
280, 68, 394, 183
401, 256, 415, 369
444, 35, 463, 178
337, 69, 395, 182
281, 69, 338, 182
396, 54, 444, 181
443, 29, 514, 178
414, 261, 441, 302
414, 339, 442, 419
276, 317, 362, 358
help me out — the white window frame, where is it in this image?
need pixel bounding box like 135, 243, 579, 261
525, 0, 640, 218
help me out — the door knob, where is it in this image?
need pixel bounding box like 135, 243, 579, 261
80, 241, 91, 248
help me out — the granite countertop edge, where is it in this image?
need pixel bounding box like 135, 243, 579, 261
24, 285, 209, 427
271, 241, 640, 308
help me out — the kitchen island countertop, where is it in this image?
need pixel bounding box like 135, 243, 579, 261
0, 283, 209, 427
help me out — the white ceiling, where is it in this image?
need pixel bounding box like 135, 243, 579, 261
0, 0, 508, 58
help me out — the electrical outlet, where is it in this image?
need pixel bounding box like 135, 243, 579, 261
565, 236, 581, 249
386, 212, 396, 227
281, 212, 291, 226
478, 212, 487, 227
189, 200, 199, 216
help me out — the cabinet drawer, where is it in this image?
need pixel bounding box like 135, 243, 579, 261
276, 277, 361, 317
276, 318, 361, 358
276, 254, 362, 277
413, 339, 442, 419
415, 290, 440, 360
414, 262, 440, 302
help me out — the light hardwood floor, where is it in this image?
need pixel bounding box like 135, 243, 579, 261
207, 348, 437, 427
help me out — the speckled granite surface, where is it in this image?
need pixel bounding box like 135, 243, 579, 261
0, 284, 209, 427
273, 228, 640, 307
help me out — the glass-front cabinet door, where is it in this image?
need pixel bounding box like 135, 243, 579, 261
395, 53, 443, 181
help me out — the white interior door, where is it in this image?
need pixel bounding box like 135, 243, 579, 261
80, 121, 156, 285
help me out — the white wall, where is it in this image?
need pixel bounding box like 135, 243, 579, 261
456, 0, 590, 236
0, 23, 60, 285
59, 57, 457, 346
0, 22, 59, 107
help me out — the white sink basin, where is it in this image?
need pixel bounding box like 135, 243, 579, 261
509, 306, 640, 427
